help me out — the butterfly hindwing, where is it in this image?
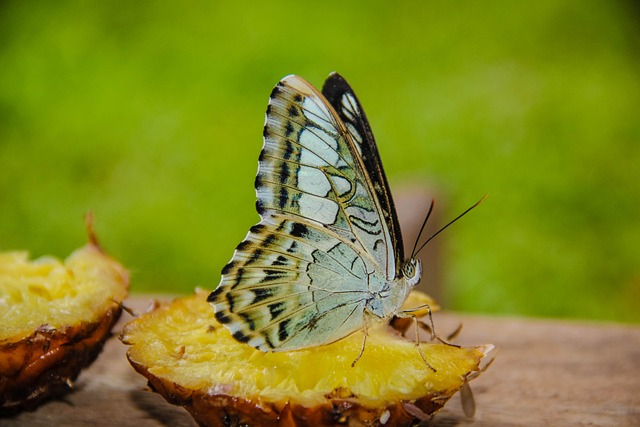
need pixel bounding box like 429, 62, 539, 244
210, 214, 370, 350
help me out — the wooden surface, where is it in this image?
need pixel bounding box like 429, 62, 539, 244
3, 296, 639, 427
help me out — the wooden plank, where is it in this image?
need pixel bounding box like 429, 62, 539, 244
3, 296, 639, 426
432, 314, 640, 426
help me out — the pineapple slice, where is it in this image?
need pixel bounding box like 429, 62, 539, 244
0, 237, 129, 414
122, 290, 492, 426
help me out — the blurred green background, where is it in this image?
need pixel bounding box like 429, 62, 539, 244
1, 1, 638, 322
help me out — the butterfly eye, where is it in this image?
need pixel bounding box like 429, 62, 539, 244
403, 263, 415, 278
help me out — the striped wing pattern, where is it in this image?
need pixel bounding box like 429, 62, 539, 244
258, 76, 394, 273
208, 74, 401, 351
208, 215, 370, 350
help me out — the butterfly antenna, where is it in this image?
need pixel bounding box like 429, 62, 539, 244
410, 199, 436, 259
414, 194, 488, 257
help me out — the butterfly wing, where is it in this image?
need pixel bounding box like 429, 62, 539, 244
208, 215, 371, 351
209, 75, 398, 351
257, 75, 398, 277
321, 72, 404, 278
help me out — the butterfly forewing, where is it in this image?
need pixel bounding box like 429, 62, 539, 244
260, 76, 395, 273
322, 73, 404, 278
209, 74, 405, 352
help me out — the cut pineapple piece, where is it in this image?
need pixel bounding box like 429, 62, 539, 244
0, 240, 129, 414
122, 290, 492, 426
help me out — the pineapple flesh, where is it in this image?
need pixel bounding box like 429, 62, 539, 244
122, 290, 491, 427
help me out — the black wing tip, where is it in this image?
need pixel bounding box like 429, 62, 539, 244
275, 72, 350, 97
326, 71, 345, 82
323, 71, 350, 90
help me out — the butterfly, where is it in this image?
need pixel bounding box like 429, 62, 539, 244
208, 72, 429, 360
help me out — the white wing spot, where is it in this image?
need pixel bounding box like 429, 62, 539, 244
341, 94, 360, 118
345, 122, 363, 146
302, 97, 332, 127
299, 129, 339, 166
331, 175, 352, 197
298, 194, 339, 225
299, 147, 327, 167
298, 165, 331, 197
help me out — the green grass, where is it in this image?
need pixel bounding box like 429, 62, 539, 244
1, 0, 639, 322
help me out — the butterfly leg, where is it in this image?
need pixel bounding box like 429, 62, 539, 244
415, 321, 462, 348
351, 319, 369, 368
402, 304, 436, 341
410, 313, 436, 372
403, 304, 460, 348
394, 310, 436, 372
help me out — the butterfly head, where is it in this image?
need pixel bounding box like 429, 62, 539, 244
402, 258, 422, 288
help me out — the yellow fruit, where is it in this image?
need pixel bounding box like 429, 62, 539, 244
122, 290, 492, 426
0, 238, 129, 414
